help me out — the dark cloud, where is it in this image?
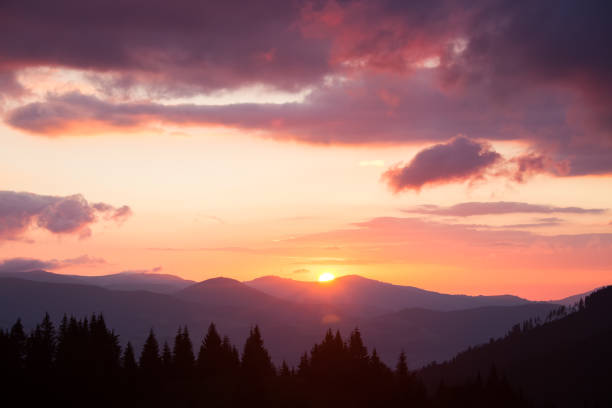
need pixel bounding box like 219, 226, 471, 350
510, 153, 570, 183
404, 202, 606, 217
0, 255, 106, 273
0, 257, 58, 273
2, 1, 612, 177
0, 191, 132, 241
0, 0, 329, 94
0, 69, 25, 104
382, 137, 502, 191
292, 268, 310, 275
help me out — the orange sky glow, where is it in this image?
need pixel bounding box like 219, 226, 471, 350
1, 2, 611, 301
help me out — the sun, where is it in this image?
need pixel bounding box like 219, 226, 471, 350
318, 272, 335, 282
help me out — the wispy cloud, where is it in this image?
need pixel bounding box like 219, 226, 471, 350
0, 255, 106, 273
404, 202, 606, 217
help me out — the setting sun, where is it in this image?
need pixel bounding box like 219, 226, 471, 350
318, 273, 335, 282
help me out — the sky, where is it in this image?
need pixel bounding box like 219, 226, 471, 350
1, 0, 611, 300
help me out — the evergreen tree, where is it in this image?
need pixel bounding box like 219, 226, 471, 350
197, 323, 223, 378
241, 325, 275, 379
25, 315, 56, 376
161, 341, 173, 372
139, 329, 161, 374
396, 350, 409, 378
172, 326, 195, 376
280, 360, 291, 377
122, 342, 138, 374
8, 318, 26, 371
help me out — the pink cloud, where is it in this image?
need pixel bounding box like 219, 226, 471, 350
381, 137, 502, 192
2, 1, 611, 178
0, 191, 132, 241
404, 202, 605, 217
0, 255, 106, 273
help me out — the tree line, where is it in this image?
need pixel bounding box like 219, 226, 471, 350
0, 313, 532, 407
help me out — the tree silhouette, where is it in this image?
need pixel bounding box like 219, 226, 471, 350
139, 329, 161, 375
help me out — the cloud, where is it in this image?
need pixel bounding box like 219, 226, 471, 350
0, 0, 329, 95
510, 153, 570, 182
382, 137, 502, 191
292, 268, 310, 274
0, 190, 132, 241
286, 216, 612, 272
2, 2, 612, 178
0, 69, 25, 104
0, 258, 58, 273
404, 202, 606, 217
0, 255, 107, 273
119, 266, 164, 275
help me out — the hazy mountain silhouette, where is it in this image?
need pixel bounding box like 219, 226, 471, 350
245, 275, 531, 314
177, 277, 284, 308
0, 276, 560, 368
0, 270, 194, 293
420, 286, 612, 407
549, 289, 594, 306
359, 304, 558, 367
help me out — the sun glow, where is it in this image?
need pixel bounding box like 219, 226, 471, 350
318, 272, 335, 282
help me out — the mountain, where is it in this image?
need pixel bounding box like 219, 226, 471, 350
359, 303, 558, 367
177, 277, 283, 308
0, 277, 558, 368
549, 289, 594, 306
0, 270, 194, 293
245, 275, 532, 314
419, 286, 612, 408
0, 277, 354, 365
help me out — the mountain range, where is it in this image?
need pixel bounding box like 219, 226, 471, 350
0, 270, 586, 367
420, 286, 612, 407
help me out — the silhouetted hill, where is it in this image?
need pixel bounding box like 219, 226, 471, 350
360, 303, 559, 367
245, 275, 532, 313
0, 270, 194, 293
0, 277, 353, 365
177, 277, 284, 308
0, 277, 559, 368
549, 289, 594, 306
420, 286, 612, 407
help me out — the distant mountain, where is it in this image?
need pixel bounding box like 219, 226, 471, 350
0, 277, 558, 368
420, 286, 612, 408
0, 277, 354, 365
549, 289, 594, 306
245, 275, 532, 314
359, 303, 559, 367
177, 277, 283, 308
0, 270, 194, 293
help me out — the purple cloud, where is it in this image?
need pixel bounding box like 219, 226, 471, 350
382, 137, 502, 191
2, 1, 611, 178
0, 255, 106, 273
0, 0, 329, 95
0, 191, 132, 241
404, 202, 606, 217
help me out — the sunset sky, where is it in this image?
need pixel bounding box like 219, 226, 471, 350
1, 0, 611, 300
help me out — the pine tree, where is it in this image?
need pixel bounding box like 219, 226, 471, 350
25, 316, 56, 376
139, 329, 161, 374
161, 341, 173, 372
396, 350, 409, 378
241, 325, 275, 378
172, 326, 195, 377
197, 323, 223, 378
348, 328, 368, 362
8, 318, 26, 371
280, 360, 291, 377
122, 342, 138, 375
